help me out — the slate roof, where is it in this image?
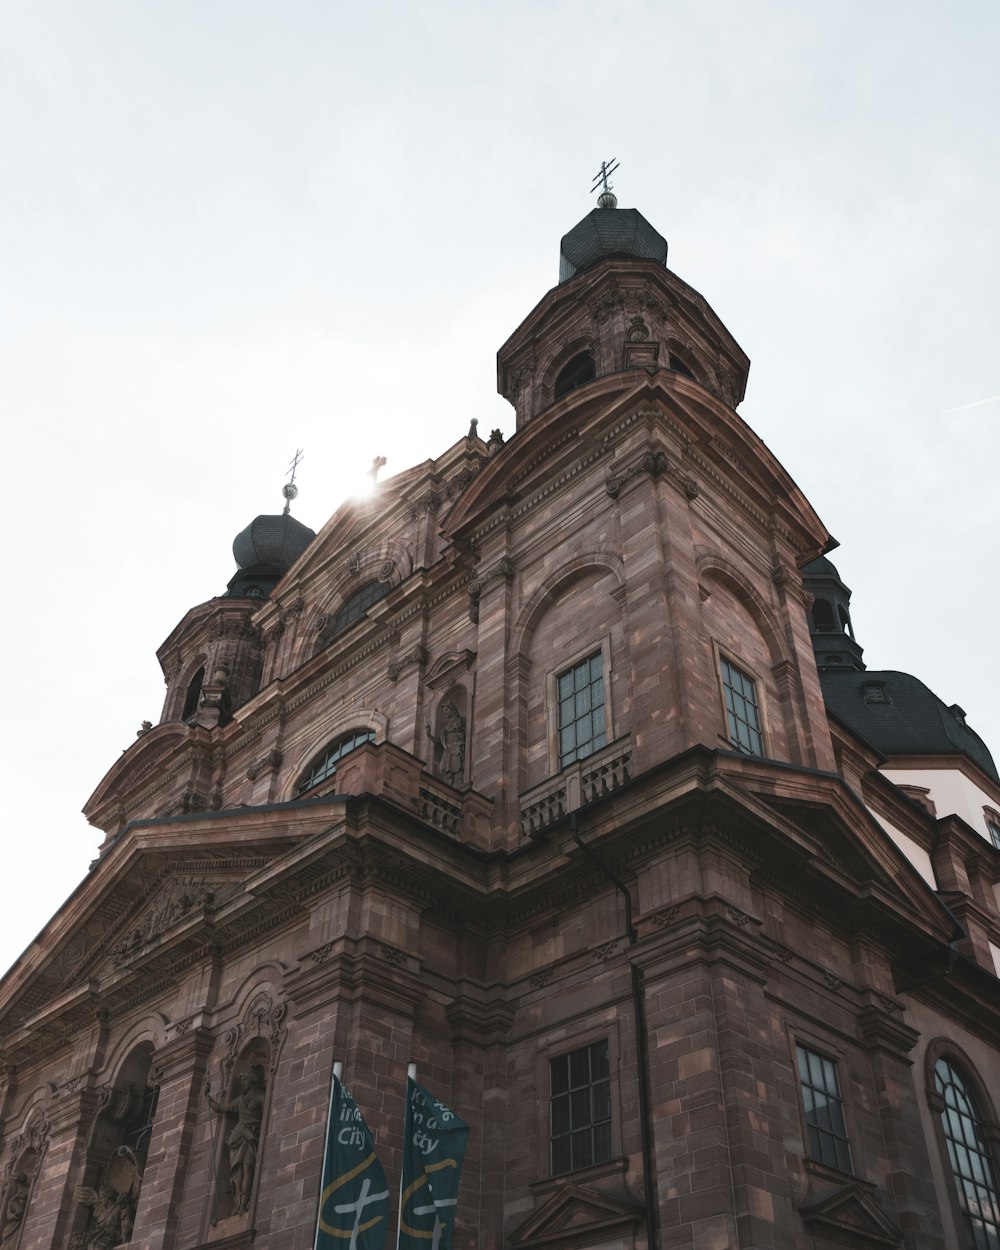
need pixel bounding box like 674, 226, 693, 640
820, 668, 999, 783
559, 207, 668, 283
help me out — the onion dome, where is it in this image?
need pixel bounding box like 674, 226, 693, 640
226, 507, 315, 601
232, 513, 315, 573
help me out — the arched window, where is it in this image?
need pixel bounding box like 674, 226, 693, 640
554, 351, 595, 399
296, 728, 376, 795
182, 666, 204, 721
330, 580, 391, 637
933, 1057, 1000, 1249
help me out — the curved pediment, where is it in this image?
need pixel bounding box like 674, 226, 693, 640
443, 370, 830, 563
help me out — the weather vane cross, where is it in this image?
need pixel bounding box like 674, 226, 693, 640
283, 448, 304, 514
591, 158, 620, 208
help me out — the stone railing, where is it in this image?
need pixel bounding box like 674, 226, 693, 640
330, 740, 492, 847
519, 736, 632, 839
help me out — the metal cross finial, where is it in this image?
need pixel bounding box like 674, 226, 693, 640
591, 159, 620, 208
282, 448, 304, 514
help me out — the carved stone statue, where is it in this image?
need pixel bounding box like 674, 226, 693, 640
205, 1065, 266, 1216
73, 1183, 133, 1250
426, 699, 466, 788
0, 1173, 28, 1247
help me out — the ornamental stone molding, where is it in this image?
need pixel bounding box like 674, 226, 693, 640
387, 644, 428, 683
2, 1105, 49, 1185
605, 450, 667, 499
468, 555, 515, 622
220, 990, 288, 1086
246, 749, 282, 781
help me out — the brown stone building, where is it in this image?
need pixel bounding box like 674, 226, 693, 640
1, 197, 999, 1250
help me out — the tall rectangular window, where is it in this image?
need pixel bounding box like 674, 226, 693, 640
797, 1044, 852, 1173
550, 1040, 612, 1175
987, 821, 1000, 851
721, 657, 764, 755
558, 652, 606, 768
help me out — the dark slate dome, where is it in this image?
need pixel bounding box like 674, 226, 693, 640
559, 207, 668, 283
233, 513, 315, 572
226, 513, 316, 600
819, 669, 999, 784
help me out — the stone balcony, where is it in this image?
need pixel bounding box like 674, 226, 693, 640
519, 735, 633, 839
321, 740, 494, 848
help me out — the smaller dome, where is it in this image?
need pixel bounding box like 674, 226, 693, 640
559, 207, 668, 284
232, 513, 316, 574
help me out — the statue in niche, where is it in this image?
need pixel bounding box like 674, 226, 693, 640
426, 698, 466, 788
73, 1182, 133, 1250
205, 1065, 266, 1216
0, 1173, 28, 1247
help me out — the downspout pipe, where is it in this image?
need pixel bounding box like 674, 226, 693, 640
571, 812, 658, 1250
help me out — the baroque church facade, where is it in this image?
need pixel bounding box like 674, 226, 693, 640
1, 198, 999, 1250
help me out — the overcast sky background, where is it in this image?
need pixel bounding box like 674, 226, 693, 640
1, 1, 998, 976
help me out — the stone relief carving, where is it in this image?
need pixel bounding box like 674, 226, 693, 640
0, 1173, 28, 1248
627, 315, 649, 342
426, 699, 466, 788
109, 877, 221, 968
72, 1159, 139, 1250
205, 1066, 266, 1217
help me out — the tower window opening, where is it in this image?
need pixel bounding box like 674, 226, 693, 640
669, 354, 695, 380
554, 352, 596, 399
182, 666, 205, 721
811, 599, 835, 632
837, 605, 854, 637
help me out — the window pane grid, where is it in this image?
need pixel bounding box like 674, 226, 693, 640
331, 580, 391, 637
558, 654, 607, 768
721, 657, 764, 755
988, 822, 1000, 851
934, 1059, 1000, 1250
297, 728, 376, 794
797, 1044, 852, 1173
550, 1041, 612, 1175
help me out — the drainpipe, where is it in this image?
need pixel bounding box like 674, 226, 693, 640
571, 812, 658, 1250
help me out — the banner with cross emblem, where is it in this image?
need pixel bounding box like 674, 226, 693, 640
398, 1075, 469, 1250
315, 1073, 390, 1250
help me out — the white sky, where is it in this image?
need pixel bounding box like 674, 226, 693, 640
1, 1, 998, 977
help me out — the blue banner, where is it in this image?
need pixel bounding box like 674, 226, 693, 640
315, 1075, 390, 1250
398, 1078, 470, 1250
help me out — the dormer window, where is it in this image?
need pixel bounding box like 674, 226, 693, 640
554, 351, 595, 399
862, 681, 891, 705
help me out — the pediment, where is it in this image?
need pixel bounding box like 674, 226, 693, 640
510, 1182, 642, 1250
444, 375, 827, 558
727, 765, 956, 946
799, 1180, 902, 1247
0, 800, 343, 1059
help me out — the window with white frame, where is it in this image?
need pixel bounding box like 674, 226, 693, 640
720, 657, 764, 755
550, 1040, 612, 1175
796, 1043, 853, 1173
557, 652, 607, 769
